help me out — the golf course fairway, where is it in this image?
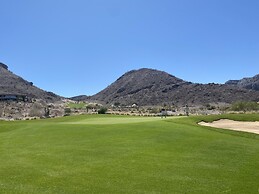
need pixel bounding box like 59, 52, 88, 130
0, 114, 258, 193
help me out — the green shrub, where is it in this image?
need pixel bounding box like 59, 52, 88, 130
64, 108, 71, 116
98, 107, 108, 114
205, 104, 216, 110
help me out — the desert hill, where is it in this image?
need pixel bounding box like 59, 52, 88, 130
86, 68, 259, 106
226, 74, 259, 91
0, 62, 62, 102
70, 95, 89, 101
2, 62, 258, 107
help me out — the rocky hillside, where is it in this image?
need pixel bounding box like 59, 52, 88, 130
0, 62, 62, 102
87, 68, 259, 106
70, 95, 89, 101
226, 74, 259, 91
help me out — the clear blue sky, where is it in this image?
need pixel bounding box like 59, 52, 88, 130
1, 0, 259, 97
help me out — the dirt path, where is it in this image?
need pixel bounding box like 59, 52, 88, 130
199, 119, 259, 134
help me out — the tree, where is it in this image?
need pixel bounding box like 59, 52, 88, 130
86, 104, 94, 113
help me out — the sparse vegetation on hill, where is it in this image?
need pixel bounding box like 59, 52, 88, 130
230, 101, 259, 112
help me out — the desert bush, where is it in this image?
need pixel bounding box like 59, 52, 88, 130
150, 108, 160, 114
205, 104, 216, 110
231, 101, 259, 112
98, 107, 108, 114
64, 108, 71, 116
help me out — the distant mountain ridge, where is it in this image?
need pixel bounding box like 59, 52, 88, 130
0, 62, 62, 102
225, 74, 259, 91
83, 68, 259, 106
2, 62, 258, 106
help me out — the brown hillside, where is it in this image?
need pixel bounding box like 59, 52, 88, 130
226, 74, 259, 91
88, 68, 259, 106
0, 63, 62, 102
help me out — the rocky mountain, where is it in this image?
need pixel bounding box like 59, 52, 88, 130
85, 68, 259, 106
0, 62, 62, 102
70, 95, 89, 101
4, 61, 257, 106
225, 74, 259, 91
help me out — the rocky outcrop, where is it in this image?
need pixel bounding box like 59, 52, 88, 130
0, 100, 65, 120
226, 74, 259, 91
70, 95, 89, 101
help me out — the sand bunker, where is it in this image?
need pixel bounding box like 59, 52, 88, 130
199, 119, 259, 134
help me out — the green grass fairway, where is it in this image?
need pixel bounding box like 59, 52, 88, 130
0, 114, 259, 193
67, 102, 87, 109
60, 115, 176, 125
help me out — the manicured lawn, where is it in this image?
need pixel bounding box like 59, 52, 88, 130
67, 102, 87, 109
0, 114, 258, 193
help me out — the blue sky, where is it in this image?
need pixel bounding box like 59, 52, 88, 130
1, 0, 259, 97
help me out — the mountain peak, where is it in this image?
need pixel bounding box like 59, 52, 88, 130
116, 68, 185, 84
90, 68, 189, 105
88, 68, 259, 106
